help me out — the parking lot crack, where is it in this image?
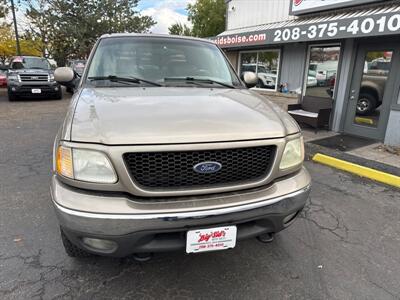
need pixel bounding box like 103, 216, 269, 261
0, 250, 73, 299
366, 277, 399, 298
81, 259, 143, 298
300, 196, 360, 246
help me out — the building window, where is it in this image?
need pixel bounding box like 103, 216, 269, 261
305, 45, 341, 99
239, 50, 280, 91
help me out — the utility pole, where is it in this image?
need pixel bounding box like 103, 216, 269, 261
10, 0, 21, 56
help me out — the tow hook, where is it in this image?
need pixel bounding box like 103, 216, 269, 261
132, 253, 153, 262
257, 233, 275, 243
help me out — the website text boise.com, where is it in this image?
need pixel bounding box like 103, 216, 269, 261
215, 33, 267, 46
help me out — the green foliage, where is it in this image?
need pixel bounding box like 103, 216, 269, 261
187, 0, 226, 38
0, 25, 42, 64
168, 22, 192, 36
0, 0, 7, 19
25, 0, 156, 65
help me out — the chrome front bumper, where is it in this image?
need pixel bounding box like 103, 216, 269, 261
51, 168, 311, 256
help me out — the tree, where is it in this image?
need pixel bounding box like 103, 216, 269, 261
0, 25, 14, 63
25, 0, 156, 65
0, 0, 7, 19
0, 25, 42, 63
24, 0, 53, 57
168, 22, 192, 36
187, 0, 226, 38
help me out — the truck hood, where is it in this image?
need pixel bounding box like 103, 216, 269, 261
70, 87, 299, 145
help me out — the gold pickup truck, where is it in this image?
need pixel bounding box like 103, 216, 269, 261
51, 34, 311, 259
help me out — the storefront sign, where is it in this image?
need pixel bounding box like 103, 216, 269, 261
290, 0, 381, 15
214, 10, 400, 48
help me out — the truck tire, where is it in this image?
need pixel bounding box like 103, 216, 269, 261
61, 230, 93, 258
357, 93, 377, 116
55, 90, 63, 100
8, 91, 18, 101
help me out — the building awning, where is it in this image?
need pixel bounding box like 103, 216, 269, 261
214, 3, 400, 48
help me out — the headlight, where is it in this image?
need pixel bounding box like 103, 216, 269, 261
279, 137, 304, 170
49, 73, 55, 81
56, 146, 117, 183
7, 74, 19, 81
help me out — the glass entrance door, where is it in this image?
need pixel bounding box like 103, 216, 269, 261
344, 43, 400, 140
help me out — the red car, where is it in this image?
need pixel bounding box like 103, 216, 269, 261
0, 70, 7, 87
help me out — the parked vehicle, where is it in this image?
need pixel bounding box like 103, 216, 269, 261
307, 70, 318, 87
355, 59, 390, 115
66, 59, 86, 76
309, 61, 338, 87
52, 34, 310, 258
0, 69, 7, 87
241, 63, 277, 89
48, 58, 58, 69
7, 56, 62, 101
65, 60, 86, 93
326, 73, 337, 97
326, 60, 389, 115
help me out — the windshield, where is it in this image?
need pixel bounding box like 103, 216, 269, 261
86, 37, 241, 87
11, 57, 50, 70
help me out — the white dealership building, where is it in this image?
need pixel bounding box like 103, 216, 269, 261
217, 0, 400, 146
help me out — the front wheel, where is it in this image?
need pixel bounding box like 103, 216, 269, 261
357, 93, 377, 115
54, 89, 63, 100
7, 91, 18, 101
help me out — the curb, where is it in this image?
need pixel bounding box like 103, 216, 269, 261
305, 143, 400, 177
312, 153, 400, 188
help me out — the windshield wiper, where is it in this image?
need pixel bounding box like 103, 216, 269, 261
88, 75, 162, 87
164, 77, 236, 89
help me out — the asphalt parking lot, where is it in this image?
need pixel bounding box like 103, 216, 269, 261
0, 88, 399, 300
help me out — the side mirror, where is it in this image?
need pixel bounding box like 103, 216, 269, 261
243, 72, 258, 88
54, 67, 75, 84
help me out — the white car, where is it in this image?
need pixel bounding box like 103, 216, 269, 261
307, 75, 317, 87
241, 64, 277, 89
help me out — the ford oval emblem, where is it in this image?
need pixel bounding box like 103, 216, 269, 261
193, 161, 222, 174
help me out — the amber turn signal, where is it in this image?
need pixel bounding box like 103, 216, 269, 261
56, 146, 74, 179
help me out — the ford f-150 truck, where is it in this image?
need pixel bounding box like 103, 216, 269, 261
51, 34, 311, 259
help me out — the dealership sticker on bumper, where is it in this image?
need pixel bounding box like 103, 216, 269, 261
186, 226, 237, 253
31, 89, 41, 94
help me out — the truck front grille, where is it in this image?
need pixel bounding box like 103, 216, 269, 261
123, 146, 276, 189
19, 74, 49, 82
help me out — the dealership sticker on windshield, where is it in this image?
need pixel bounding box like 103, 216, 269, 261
31, 89, 41, 94
186, 226, 237, 253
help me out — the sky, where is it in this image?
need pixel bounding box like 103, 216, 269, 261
137, 0, 195, 34
4, 0, 194, 34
